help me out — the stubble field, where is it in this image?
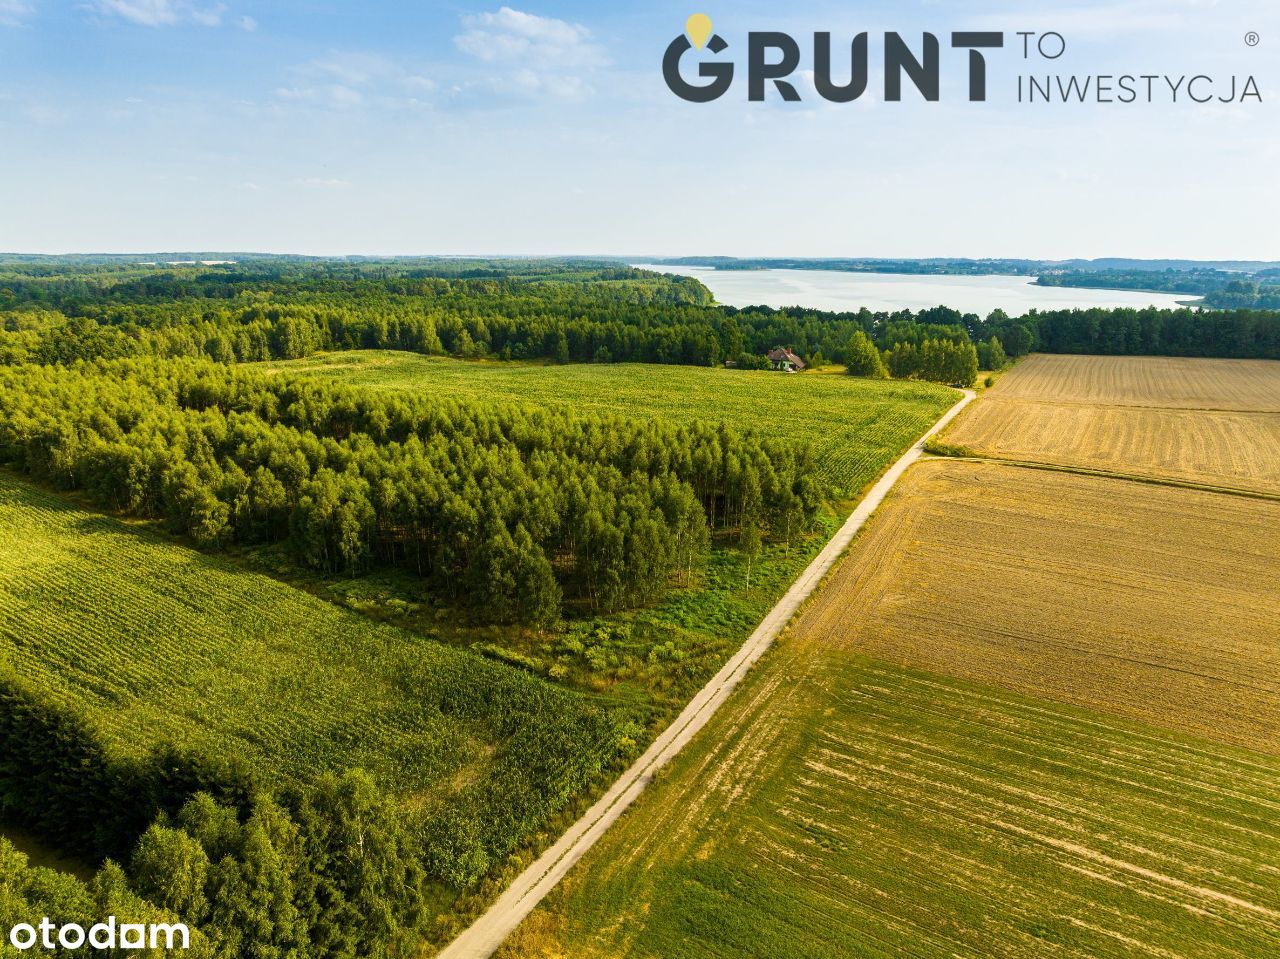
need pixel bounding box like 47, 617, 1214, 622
503, 643, 1280, 959
791, 458, 1280, 754
978, 354, 1280, 410
947, 354, 1280, 493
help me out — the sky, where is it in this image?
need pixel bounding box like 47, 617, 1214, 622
0, 0, 1277, 259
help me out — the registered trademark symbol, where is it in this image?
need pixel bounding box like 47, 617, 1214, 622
1245, 31, 1260, 47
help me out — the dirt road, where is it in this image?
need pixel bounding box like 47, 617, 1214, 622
436, 387, 977, 959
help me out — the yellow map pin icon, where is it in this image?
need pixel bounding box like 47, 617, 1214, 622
685, 13, 713, 50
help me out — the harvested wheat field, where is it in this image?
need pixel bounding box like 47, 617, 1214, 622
949, 401, 1280, 494
506, 642, 1280, 959
507, 455, 1280, 959
986, 354, 1280, 411
947, 354, 1280, 493
796, 457, 1280, 753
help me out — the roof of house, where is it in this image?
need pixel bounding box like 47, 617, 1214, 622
766, 347, 805, 366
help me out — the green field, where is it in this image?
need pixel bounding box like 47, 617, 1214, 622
0, 472, 619, 806
259, 352, 956, 499
506, 648, 1280, 959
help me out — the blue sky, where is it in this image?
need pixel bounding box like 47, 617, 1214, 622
0, 0, 1276, 258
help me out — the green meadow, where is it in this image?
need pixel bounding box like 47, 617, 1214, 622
0, 472, 621, 816
260, 351, 956, 500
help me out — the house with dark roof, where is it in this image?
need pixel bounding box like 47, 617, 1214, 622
765, 347, 806, 372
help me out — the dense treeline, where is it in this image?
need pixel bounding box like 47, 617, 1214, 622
7, 263, 1278, 393
1038, 268, 1280, 310
1038, 268, 1229, 296
0, 673, 255, 859
0, 269, 729, 368
854, 303, 1280, 364
0, 672, 425, 955
2, 838, 213, 958
128, 776, 426, 958
0, 359, 820, 625
1032, 305, 1280, 357
0, 674, 431, 955
0, 782, 426, 959
1203, 280, 1280, 310
883, 339, 980, 385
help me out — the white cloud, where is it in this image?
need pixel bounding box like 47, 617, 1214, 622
0, 0, 33, 27
451, 7, 607, 103
276, 52, 441, 110
238, 13, 254, 31
272, 9, 610, 115
296, 176, 349, 188
968, 0, 1269, 38
403, 75, 437, 93
274, 84, 362, 108
92, 0, 238, 28
25, 101, 67, 124
309, 51, 398, 86
327, 85, 362, 107
455, 6, 604, 67
186, 2, 223, 26
507, 69, 587, 98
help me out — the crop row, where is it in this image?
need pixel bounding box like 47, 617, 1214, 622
0, 473, 624, 880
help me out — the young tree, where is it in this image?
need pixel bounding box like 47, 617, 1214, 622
844, 331, 888, 378
738, 519, 762, 589
953, 339, 980, 386
738, 467, 764, 587
130, 825, 211, 924
511, 525, 561, 627
884, 341, 920, 379
977, 336, 1007, 371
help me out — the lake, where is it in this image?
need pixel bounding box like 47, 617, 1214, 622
633, 265, 1197, 316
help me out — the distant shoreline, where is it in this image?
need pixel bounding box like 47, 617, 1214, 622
633, 264, 1200, 315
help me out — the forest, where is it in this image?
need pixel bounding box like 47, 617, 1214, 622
1038, 268, 1232, 296
1202, 279, 1280, 310
1031, 304, 1280, 356
0, 675, 435, 958
0, 358, 821, 626
1038, 268, 1280, 309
